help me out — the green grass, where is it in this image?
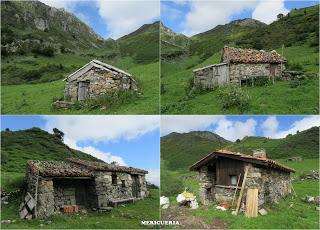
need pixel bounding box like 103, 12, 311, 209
1, 58, 160, 114
161, 45, 319, 114
1, 188, 160, 229
161, 159, 319, 229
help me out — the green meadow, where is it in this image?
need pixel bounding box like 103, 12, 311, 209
1, 54, 159, 114
161, 45, 319, 114
161, 159, 319, 229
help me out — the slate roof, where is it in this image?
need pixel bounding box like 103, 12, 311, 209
190, 149, 295, 173
64, 59, 133, 82
27, 158, 148, 177
68, 158, 148, 174
221, 46, 284, 64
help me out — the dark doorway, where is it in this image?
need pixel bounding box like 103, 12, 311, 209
77, 81, 90, 101
270, 64, 277, 77
132, 175, 140, 198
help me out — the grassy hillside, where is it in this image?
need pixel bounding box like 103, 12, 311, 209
1, 128, 100, 174
161, 159, 319, 229
161, 127, 319, 228
161, 131, 231, 171
161, 5, 319, 114
1, 60, 159, 114
1, 1, 159, 114
161, 127, 319, 172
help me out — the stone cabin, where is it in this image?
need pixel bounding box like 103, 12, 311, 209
193, 46, 285, 88
190, 149, 295, 207
286, 156, 303, 162
64, 60, 137, 102
25, 158, 148, 218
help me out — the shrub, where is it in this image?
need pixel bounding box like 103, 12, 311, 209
217, 84, 250, 112
289, 80, 301, 88
77, 90, 141, 111
22, 70, 41, 81
161, 171, 184, 196
31, 45, 55, 57
287, 61, 303, 71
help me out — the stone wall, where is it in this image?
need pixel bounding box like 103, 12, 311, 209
138, 175, 149, 198
64, 67, 137, 102
229, 63, 282, 83
197, 163, 292, 206
193, 64, 228, 89
198, 166, 215, 205
37, 179, 55, 218
245, 164, 291, 206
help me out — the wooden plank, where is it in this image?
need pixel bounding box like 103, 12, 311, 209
245, 188, 258, 218
231, 173, 242, 206
235, 166, 249, 215
26, 197, 36, 210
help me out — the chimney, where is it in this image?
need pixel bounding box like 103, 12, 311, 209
252, 149, 266, 158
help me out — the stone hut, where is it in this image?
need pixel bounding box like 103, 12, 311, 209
193, 46, 285, 88
24, 158, 148, 218
286, 156, 303, 162
190, 149, 295, 207
64, 60, 137, 102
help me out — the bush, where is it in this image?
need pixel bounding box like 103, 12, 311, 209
217, 84, 250, 112
77, 90, 141, 111
290, 80, 301, 88
161, 171, 184, 196
287, 61, 303, 71
31, 45, 55, 57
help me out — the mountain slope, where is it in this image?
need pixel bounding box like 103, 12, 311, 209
161, 127, 319, 171
161, 131, 231, 170
1, 0, 106, 54
226, 126, 319, 159
1, 127, 100, 173
117, 21, 160, 64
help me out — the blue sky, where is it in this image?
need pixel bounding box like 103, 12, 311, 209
1, 115, 160, 184
161, 115, 320, 141
161, 0, 318, 36
41, 0, 160, 39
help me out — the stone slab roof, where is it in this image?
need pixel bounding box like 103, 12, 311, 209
222, 46, 284, 64
27, 160, 94, 177
68, 158, 148, 174
64, 59, 133, 82
27, 158, 148, 177
190, 149, 295, 173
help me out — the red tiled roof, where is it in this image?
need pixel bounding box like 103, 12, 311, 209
222, 46, 284, 64
190, 149, 295, 173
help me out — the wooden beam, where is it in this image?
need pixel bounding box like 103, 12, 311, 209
231, 173, 242, 206
235, 166, 249, 215
245, 188, 258, 218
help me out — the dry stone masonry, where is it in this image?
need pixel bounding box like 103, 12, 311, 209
63, 60, 137, 102
190, 149, 294, 208
193, 46, 285, 88
24, 158, 148, 218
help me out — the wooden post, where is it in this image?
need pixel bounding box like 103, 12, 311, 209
231, 173, 241, 206
235, 166, 249, 215
34, 172, 39, 218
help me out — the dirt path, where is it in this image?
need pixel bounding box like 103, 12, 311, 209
161, 205, 229, 229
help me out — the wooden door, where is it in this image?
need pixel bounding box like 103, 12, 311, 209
75, 181, 88, 206
78, 81, 89, 101
270, 64, 277, 77
132, 175, 140, 198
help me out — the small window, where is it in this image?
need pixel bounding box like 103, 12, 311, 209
230, 175, 237, 185
121, 180, 125, 188
112, 174, 117, 185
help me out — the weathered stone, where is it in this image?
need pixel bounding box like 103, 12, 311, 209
258, 208, 268, 216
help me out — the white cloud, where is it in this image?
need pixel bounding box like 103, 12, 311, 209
42, 115, 159, 165
214, 118, 257, 141
262, 116, 320, 138
64, 137, 127, 165
43, 115, 159, 143
146, 168, 160, 186
96, 0, 159, 39
161, 115, 224, 135
261, 116, 279, 137
40, 0, 74, 9
181, 0, 257, 36
252, 0, 289, 24
161, 116, 257, 141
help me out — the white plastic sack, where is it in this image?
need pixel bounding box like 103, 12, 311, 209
160, 196, 170, 209
190, 200, 199, 209
176, 194, 186, 203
